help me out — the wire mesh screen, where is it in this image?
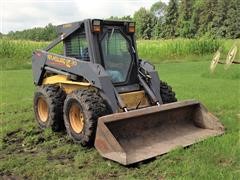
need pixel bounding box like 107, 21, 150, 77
64, 31, 89, 60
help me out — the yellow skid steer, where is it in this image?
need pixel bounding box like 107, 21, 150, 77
32, 19, 224, 165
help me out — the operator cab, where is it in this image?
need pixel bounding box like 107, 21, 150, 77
93, 20, 138, 86
60, 19, 139, 88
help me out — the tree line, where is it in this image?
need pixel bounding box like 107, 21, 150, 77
2, 0, 240, 41
131, 0, 240, 39
3, 23, 57, 41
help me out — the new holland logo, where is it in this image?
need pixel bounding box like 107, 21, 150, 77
47, 54, 78, 68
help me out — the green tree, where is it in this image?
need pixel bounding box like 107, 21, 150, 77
133, 7, 156, 39
162, 0, 179, 38
6, 24, 57, 41
150, 1, 167, 38
150, 1, 167, 17
190, 0, 204, 38
5, 0, 240, 41
211, 0, 229, 38
44, 23, 58, 41
225, 0, 240, 38
107, 15, 132, 21
177, 0, 195, 38
197, 0, 218, 37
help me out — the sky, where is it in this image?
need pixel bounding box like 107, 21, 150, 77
0, 0, 169, 34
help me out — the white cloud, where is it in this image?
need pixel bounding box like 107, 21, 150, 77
1, 0, 169, 34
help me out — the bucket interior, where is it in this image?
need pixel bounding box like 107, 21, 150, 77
103, 104, 223, 164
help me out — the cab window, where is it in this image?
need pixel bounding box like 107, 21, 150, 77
65, 30, 89, 60
101, 30, 132, 83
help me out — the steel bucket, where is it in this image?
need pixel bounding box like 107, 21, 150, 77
94, 100, 224, 165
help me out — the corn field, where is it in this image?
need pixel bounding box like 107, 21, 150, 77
0, 37, 239, 69
137, 39, 240, 63
0, 38, 62, 59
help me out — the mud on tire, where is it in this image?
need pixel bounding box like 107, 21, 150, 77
33, 85, 66, 131
63, 89, 109, 147
160, 80, 177, 103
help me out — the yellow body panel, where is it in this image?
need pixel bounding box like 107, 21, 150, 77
43, 75, 91, 93
42, 75, 149, 109
119, 90, 150, 110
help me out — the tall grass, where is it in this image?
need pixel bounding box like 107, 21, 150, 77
0, 38, 62, 58
0, 37, 239, 70
138, 39, 240, 63
0, 38, 62, 70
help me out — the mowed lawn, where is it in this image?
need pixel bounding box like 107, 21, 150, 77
0, 61, 239, 179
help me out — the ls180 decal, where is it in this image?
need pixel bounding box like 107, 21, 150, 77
47, 54, 78, 68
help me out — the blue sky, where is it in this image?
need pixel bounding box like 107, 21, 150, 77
0, 0, 169, 34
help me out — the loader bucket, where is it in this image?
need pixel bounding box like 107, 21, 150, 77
94, 100, 224, 165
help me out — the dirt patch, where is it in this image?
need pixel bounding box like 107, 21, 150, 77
3, 128, 43, 145
2, 127, 77, 163
2, 128, 44, 155
3, 128, 23, 146
22, 128, 43, 138
0, 171, 27, 180
95, 170, 120, 180
47, 154, 74, 165
218, 158, 233, 167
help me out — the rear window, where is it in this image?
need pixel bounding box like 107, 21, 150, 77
65, 32, 89, 60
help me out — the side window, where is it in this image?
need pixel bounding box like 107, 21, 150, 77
65, 31, 89, 60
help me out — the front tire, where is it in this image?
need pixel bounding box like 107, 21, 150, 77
63, 89, 108, 147
160, 81, 177, 103
33, 85, 66, 131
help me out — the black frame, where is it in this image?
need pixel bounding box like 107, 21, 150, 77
32, 19, 163, 113
98, 27, 136, 86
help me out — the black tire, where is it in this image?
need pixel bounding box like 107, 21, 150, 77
63, 89, 108, 147
160, 80, 177, 103
33, 85, 66, 131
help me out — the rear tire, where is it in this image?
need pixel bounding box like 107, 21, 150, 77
160, 81, 177, 103
63, 89, 108, 147
33, 85, 66, 131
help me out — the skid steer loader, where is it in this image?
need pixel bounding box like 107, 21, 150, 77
32, 19, 224, 165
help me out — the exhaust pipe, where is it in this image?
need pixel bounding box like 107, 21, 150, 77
94, 100, 224, 165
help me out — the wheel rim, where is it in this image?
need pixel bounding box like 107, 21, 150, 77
69, 103, 84, 133
37, 97, 49, 122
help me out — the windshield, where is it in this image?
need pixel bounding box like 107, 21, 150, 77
101, 30, 132, 83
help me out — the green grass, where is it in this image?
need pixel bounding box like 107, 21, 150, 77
0, 61, 239, 179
